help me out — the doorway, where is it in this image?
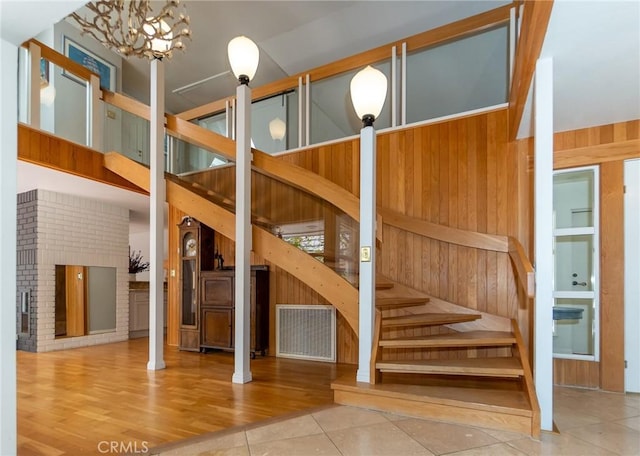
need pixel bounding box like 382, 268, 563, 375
552, 167, 599, 361
624, 159, 640, 392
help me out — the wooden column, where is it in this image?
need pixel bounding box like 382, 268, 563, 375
600, 161, 625, 392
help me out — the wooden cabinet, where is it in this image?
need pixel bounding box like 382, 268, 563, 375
200, 267, 269, 356
129, 282, 167, 339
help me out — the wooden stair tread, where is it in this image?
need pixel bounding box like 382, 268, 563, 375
376, 357, 524, 377
382, 312, 481, 327
376, 296, 429, 310
379, 330, 515, 348
341, 274, 396, 290
332, 376, 532, 416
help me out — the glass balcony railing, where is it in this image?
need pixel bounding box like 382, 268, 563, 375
179, 165, 360, 285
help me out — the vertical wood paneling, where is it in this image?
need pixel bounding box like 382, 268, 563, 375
599, 161, 625, 392
167, 205, 186, 346
168, 108, 530, 365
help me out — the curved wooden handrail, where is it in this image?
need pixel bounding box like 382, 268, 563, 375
379, 206, 534, 298
102, 89, 369, 238
379, 207, 509, 252
104, 152, 360, 333
24, 39, 96, 82
508, 238, 535, 298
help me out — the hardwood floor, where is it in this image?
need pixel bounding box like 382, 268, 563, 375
17, 338, 354, 455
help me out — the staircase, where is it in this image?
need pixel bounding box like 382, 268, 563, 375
332, 276, 540, 438
103, 151, 539, 438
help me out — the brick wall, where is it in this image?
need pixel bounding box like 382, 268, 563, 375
16, 189, 130, 352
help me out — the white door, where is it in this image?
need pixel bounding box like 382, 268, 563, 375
624, 159, 640, 392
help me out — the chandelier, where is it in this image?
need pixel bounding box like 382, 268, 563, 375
70, 0, 191, 60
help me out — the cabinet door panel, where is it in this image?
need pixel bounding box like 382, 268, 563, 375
201, 276, 234, 307
202, 309, 233, 348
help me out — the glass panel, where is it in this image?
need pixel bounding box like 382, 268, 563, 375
553, 298, 594, 356
198, 112, 227, 137
103, 102, 151, 164
181, 259, 196, 326
169, 134, 230, 175
553, 170, 595, 229
554, 235, 594, 291
406, 25, 508, 123
310, 60, 391, 145
179, 165, 360, 285
40, 61, 88, 145
251, 90, 298, 154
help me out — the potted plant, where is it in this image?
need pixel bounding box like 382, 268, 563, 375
129, 247, 150, 280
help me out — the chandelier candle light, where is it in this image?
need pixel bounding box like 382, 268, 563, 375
70, 0, 191, 60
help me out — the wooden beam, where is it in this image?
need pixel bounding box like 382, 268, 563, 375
508, 0, 554, 140
554, 139, 640, 169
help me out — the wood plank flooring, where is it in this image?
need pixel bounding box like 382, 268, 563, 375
17, 338, 353, 456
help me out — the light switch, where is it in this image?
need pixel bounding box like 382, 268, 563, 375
360, 246, 371, 262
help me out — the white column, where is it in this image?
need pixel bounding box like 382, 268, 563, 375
28, 41, 41, 128
534, 57, 553, 431
1, 37, 18, 455
357, 125, 376, 383
147, 58, 166, 371
86, 74, 102, 151
232, 83, 252, 384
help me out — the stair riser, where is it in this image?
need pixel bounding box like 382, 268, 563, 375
334, 389, 535, 435
379, 341, 515, 348
377, 368, 523, 378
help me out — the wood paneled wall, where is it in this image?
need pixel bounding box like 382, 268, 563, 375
374, 110, 522, 319
167, 108, 531, 365
547, 120, 639, 391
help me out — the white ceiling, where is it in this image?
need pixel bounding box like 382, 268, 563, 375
17, 162, 152, 233
518, 0, 640, 138
3, 0, 640, 233
120, 0, 510, 114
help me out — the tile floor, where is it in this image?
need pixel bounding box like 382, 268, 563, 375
152, 387, 640, 456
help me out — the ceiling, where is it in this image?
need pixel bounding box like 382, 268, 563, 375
2, 0, 639, 235
120, 1, 510, 114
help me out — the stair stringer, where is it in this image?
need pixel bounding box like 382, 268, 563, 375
104, 152, 360, 334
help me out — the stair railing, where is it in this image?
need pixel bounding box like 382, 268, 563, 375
378, 206, 534, 299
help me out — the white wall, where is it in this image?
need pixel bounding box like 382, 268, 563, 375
19, 189, 130, 352
0, 36, 19, 456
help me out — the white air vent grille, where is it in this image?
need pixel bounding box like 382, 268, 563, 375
276, 305, 336, 362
